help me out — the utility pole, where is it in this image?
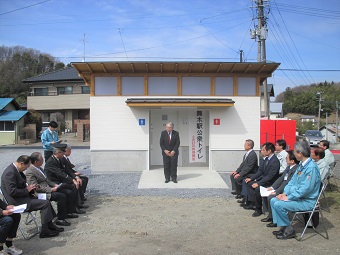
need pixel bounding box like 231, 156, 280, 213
316, 91, 323, 130
336, 101, 339, 143
251, 0, 269, 118
83, 33, 86, 62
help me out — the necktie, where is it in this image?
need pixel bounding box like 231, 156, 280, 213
168, 132, 171, 144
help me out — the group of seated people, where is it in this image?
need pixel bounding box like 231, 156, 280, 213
0, 144, 89, 255
230, 139, 334, 240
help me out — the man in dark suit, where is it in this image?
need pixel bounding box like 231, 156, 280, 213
230, 139, 258, 198
244, 142, 280, 217
261, 150, 299, 226
26, 152, 76, 226
160, 121, 180, 183
1, 155, 61, 238
0, 198, 22, 255
61, 145, 88, 201
44, 145, 86, 214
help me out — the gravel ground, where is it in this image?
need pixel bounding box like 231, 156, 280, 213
0, 146, 339, 255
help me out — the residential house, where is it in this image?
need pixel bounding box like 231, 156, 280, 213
320, 124, 340, 144
23, 67, 90, 132
0, 98, 28, 145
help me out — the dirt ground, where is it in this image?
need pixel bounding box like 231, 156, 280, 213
15, 193, 340, 255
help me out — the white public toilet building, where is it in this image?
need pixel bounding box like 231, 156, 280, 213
72, 61, 279, 173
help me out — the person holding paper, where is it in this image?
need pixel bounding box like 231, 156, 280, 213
26, 152, 74, 226
270, 141, 321, 239
0, 198, 22, 255
1, 155, 62, 238
261, 150, 299, 226
243, 142, 280, 217
41, 121, 62, 162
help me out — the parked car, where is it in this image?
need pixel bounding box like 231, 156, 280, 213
304, 130, 323, 147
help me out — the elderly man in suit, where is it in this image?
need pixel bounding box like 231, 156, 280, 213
244, 142, 280, 217
44, 145, 85, 214
1, 155, 61, 238
261, 150, 299, 227
26, 152, 76, 226
160, 122, 180, 183
230, 139, 258, 199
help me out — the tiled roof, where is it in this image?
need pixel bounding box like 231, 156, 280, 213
0, 110, 28, 121
22, 67, 83, 83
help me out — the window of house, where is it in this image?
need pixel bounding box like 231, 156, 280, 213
81, 86, 90, 94
237, 77, 256, 96
148, 77, 177, 95
34, 88, 48, 96
95, 77, 117, 95
57, 86, 73, 95
215, 77, 233, 95
121, 77, 144, 95
0, 121, 15, 131
182, 77, 210, 95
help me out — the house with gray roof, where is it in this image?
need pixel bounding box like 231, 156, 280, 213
23, 67, 90, 132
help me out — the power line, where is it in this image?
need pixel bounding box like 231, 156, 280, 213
0, 0, 52, 16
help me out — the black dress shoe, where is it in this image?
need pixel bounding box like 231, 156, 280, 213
48, 222, 64, 232
235, 195, 242, 199
75, 207, 86, 214
276, 230, 296, 240
231, 191, 237, 195
236, 199, 246, 204
266, 223, 277, 228
172, 179, 178, 183
261, 216, 272, 222
67, 213, 79, 219
81, 197, 87, 201
243, 205, 256, 210
252, 210, 263, 217
55, 219, 71, 226
272, 227, 286, 236
165, 180, 170, 183
40, 230, 59, 238
78, 204, 89, 209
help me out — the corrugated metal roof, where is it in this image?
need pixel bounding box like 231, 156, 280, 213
0, 110, 28, 121
0, 98, 14, 110
22, 67, 83, 83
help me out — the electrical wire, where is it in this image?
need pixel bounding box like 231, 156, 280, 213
0, 0, 52, 16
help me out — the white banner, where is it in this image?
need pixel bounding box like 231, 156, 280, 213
189, 110, 206, 163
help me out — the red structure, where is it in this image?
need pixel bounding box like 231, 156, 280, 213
260, 119, 296, 150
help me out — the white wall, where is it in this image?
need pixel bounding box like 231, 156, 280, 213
90, 96, 149, 150
210, 97, 261, 151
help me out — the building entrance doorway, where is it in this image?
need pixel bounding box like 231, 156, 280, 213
149, 109, 209, 169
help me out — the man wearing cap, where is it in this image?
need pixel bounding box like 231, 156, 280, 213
41, 121, 62, 162
44, 145, 85, 215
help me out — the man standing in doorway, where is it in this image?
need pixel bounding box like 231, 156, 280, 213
160, 122, 180, 183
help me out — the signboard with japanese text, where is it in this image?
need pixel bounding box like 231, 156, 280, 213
189, 110, 206, 163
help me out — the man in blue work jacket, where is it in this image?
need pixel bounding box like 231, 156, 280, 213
270, 141, 321, 239
41, 121, 62, 162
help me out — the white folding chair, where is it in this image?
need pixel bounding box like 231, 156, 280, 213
0, 187, 40, 240
290, 179, 329, 241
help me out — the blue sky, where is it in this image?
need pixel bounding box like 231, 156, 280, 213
0, 0, 339, 96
